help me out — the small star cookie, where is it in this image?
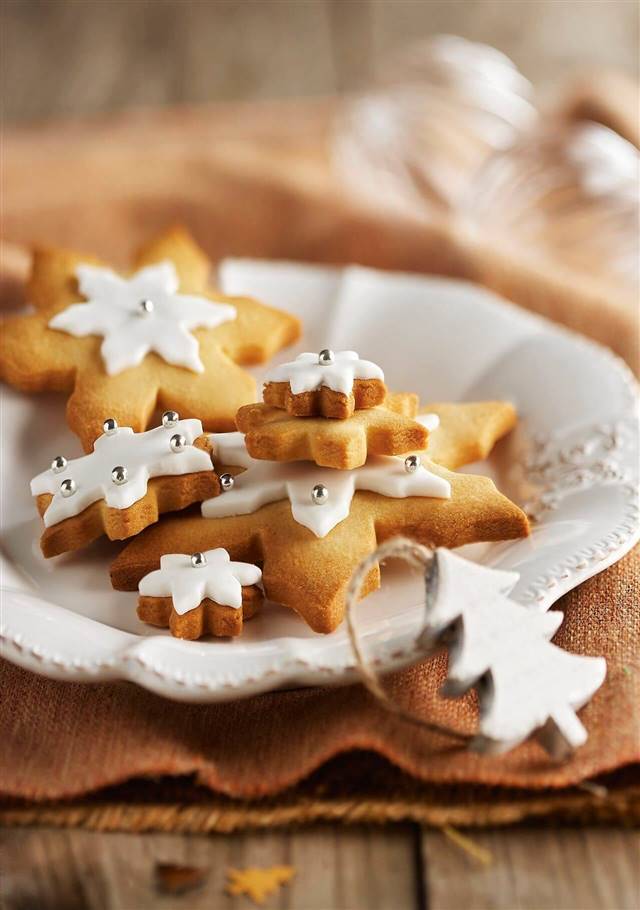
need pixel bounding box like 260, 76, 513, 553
138, 549, 262, 639
226, 866, 295, 905
0, 226, 300, 451
236, 392, 430, 469
263, 350, 386, 418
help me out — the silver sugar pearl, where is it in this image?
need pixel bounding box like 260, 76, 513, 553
169, 433, 187, 453
51, 455, 68, 474
139, 298, 154, 315
311, 482, 329, 505
404, 454, 421, 474
191, 552, 207, 568
111, 465, 128, 485
161, 410, 180, 428
103, 417, 118, 435
220, 473, 234, 492
60, 478, 76, 497
318, 349, 335, 366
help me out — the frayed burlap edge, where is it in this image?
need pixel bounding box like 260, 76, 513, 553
2, 788, 639, 833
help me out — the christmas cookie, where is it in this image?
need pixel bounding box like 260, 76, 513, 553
424, 401, 518, 470
236, 392, 430, 469
263, 350, 386, 418
0, 226, 300, 451
31, 414, 219, 558
137, 549, 262, 639
112, 410, 529, 633
204, 431, 451, 536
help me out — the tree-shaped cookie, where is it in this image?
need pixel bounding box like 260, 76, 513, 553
112, 411, 529, 633
138, 548, 263, 639
0, 226, 300, 451
236, 392, 432, 469
31, 415, 219, 557
263, 349, 386, 418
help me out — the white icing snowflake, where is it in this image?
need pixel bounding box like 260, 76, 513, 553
201, 430, 450, 538
265, 350, 384, 395
31, 419, 212, 527
48, 261, 236, 375
138, 548, 262, 614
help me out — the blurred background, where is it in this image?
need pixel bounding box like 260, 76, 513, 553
2, 0, 638, 122
2, 0, 638, 369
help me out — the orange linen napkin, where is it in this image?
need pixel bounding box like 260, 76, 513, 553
0, 546, 637, 804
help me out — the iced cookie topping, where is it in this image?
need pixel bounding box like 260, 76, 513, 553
202, 431, 450, 538
417, 413, 440, 432
264, 350, 384, 395
49, 261, 236, 375
138, 548, 262, 614
31, 418, 212, 526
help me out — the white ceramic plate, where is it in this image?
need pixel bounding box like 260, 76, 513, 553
1, 262, 638, 701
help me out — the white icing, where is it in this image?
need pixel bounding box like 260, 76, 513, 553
202, 432, 450, 538
417, 413, 440, 432
138, 548, 262, 614
265, 351, 384, 396
49, 261, 236, 375
31, 419, 212, 527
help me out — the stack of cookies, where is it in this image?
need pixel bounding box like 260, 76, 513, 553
1, 227, 530, 641
113, 349, 529, 636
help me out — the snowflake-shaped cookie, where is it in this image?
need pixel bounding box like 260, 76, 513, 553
137, 549, 263, 639
50, 261, 236, 375
267, 350, 384, 395
263, 350, 386, 418
139, 549, 262, 614
0, 226, 300, 450
236, 392, 431, 469
201, 431, 451, 538
30, 417, 218, 557
235, 396, 518, 472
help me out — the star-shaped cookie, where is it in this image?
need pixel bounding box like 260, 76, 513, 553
235, 396, 517, 471
31, 418, 220, 558
263, 350, 387, 418
201, 431, 451, 538
111, 404, 529, 633
235, 392, 430, 469
0, 226, 300, 451
422, 400, 518, 469
138, 549, 263, 639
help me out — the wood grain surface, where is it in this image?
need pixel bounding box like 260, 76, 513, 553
2, 0, 638, 123
2, 825, 639, 909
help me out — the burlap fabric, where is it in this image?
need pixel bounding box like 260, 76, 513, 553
1, 77, 638, 830
0, 546, 638, 828
2, 761, 639, 833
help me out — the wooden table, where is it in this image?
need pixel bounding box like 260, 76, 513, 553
2, 4, 638, 908
2, 0, 637, 122
2, 824, 638, 908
